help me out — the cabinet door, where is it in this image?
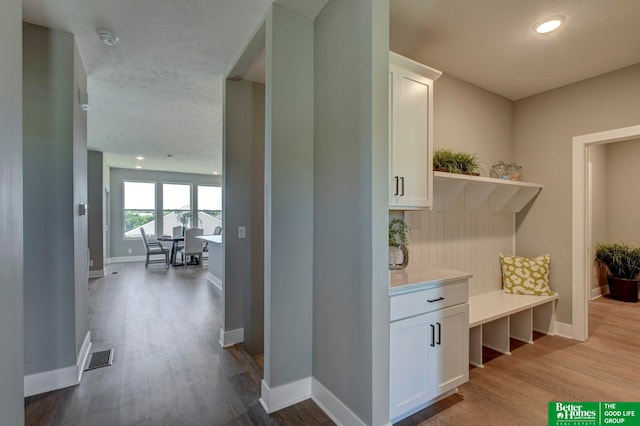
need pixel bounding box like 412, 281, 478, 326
389, 64, 400, 206
389, 312, 430, 421
429, 303, 469, 396
392, 68, 433, 209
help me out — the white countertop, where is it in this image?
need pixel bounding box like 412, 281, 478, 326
389, 266, 472, 295
196, 235, 222, 244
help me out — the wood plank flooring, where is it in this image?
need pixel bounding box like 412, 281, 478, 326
25, 265, 640, 425
397, 296, 640, 425
24, 262, 332, 426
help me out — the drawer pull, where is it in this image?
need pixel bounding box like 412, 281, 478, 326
427, 296, 445, 303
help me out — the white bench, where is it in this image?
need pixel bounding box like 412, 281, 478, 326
468, 290, 559, 367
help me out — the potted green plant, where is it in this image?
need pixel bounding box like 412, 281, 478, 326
389, 218, 409, 270
175, 211, 201, 231
595, 242, 640, 303
433, 147, 481, 175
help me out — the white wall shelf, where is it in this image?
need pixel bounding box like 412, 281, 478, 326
433, 171, 543, 213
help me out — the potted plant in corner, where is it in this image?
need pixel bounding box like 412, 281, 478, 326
389, 218, 409, 270
595, 242, 640, 303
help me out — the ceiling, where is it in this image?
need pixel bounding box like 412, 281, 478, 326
22, 0, 640, 174
390, 0, 640, 101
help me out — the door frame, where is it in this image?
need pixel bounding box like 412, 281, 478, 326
571, 124, 640, 341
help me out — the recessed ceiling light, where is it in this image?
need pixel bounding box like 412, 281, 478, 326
135, 165, 142, 169
534, 16, 565, 34
136, 156, 144, 160
98, 30, 119, 46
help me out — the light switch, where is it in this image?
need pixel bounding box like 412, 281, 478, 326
238, 226, 246, 239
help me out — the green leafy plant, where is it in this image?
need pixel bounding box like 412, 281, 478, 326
389, 218, 409, 247
175, 211, 201, 228
595, 242, 640, 280
433, 148, 480, 175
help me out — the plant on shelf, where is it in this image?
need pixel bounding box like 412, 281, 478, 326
433, 147, 481, 175
595, 242, 640, 303
389, 218, 409, 270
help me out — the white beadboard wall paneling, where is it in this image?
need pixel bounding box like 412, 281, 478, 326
406, 191, 514, 296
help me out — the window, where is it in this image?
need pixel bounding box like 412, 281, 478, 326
197, 185, 222, 234
123, 181, 156, 238
163, 183, 191, 236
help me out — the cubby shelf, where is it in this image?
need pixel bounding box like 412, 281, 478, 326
433, 171, 543, 213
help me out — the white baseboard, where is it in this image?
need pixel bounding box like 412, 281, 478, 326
554, 321, 573, 339
25, 331, 92, 397
591, 285, 608, 300
219, 327, 244, 348
108, 255, 146, 263
311, 378, 366, 426
206, 272, 222, 291
89, 269, 105, 279
260, 377, 312, 414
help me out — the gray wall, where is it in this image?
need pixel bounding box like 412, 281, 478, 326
223, 79, 264, 342
0, 0, 24, 421
606, 139, 640, 243
109, 167, 220, 258
589, 143, 608, 292
263, 3, 314, 387
434, 74, 514, 175
88, 151, 105, 273
23, 23, 88, 375
313, 0, 390, 424
513, 63, 640, 324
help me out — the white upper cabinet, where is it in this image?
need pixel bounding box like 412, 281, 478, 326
389, 52, 441, 210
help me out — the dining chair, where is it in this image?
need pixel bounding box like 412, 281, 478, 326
183, 227, 204, 268
140, 228, 169, 268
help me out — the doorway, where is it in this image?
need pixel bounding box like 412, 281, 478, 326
571, 124, 640, 341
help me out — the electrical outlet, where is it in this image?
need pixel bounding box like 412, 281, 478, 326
89, 259, 94, 267
128, 248, 132, 254
238, 226, 246, 239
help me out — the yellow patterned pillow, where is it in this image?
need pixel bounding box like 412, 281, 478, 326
499, 253, 554, 296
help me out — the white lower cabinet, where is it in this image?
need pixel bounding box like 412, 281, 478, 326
389, 290, 469, 422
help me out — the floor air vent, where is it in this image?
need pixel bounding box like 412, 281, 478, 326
85, 349, 114, 371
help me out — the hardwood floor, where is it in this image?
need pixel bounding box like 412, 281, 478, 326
24, 267, 640, 426
397, 296, 640, 425
24, 262, 332, 426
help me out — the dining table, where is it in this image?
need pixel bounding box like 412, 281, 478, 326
157, 235, 185, 266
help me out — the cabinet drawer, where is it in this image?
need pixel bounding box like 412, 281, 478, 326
390, 281, 468, 322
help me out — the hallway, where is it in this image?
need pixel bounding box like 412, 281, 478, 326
24, 263, 331, 425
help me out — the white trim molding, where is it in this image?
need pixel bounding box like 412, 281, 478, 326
260, 377, 312, 414
311, 378, 367, 426
24, 331, 92, 397
207, 272, 222, 291
554, 322, 573, 339
591, 285, 608, 300
89, 270, 105, 279
218, 327, 244, 348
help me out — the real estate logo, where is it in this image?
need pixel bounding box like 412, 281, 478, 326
551, 403, 597, 424
549, 402, 640, 426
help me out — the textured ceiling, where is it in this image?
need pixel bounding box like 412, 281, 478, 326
390, 0, 640, 100
22, 0, 274, 175
22, 0, 640, 174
